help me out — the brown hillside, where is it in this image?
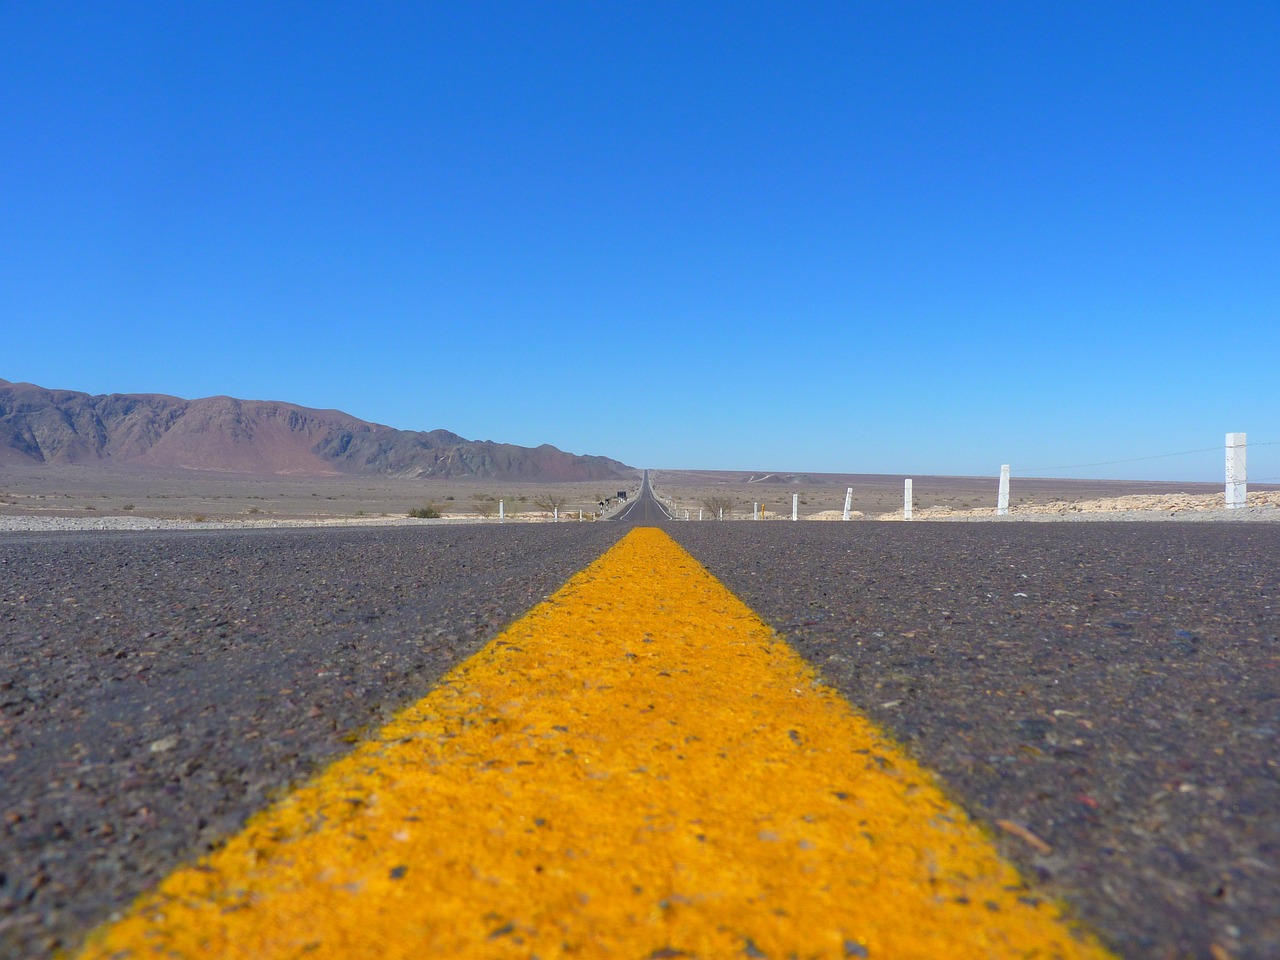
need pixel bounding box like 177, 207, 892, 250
0, 379, 634, 482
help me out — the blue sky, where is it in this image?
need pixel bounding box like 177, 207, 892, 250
3, 2, 1277, 481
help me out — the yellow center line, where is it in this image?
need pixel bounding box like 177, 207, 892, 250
70, 527, 1114, 959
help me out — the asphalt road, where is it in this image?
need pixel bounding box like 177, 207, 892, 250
611, 470, 671, 524
3, 499, 1278, 959
0, 523, 625, 959
667, 518, 1280, 960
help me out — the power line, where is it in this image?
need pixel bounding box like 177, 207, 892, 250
1022, 446, 1220, 473
1022, 440, 1280, 475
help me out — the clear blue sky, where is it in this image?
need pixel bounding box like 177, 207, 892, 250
3, 2, 1277, 481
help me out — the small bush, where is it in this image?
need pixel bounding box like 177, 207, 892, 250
122, 504, 135, 511
533, 493, 567, 515
701, 495, 734, 519
408, 504, 441, 519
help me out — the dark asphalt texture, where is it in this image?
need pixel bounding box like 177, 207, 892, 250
0, 523, 624, 959
3, 506, 1278, 960
667, 520, 1280, 960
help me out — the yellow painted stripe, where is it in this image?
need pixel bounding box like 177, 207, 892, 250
71, 528, 1114, 959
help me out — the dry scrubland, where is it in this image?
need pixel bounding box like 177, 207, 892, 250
648, 469, 1280, 522
0, 465, 642, 529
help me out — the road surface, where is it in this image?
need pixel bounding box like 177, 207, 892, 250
2, 490, 1277, 958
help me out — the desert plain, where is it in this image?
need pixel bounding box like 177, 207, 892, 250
2, 464, 1279, 530
0, 463, 644, 529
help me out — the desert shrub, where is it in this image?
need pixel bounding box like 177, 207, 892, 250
408, 504, 441, 519
701, 495, 734, 519
533, 493, 567, 514
472, 495, 497, 518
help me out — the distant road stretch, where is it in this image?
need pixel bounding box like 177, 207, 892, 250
610, 469, 671, 524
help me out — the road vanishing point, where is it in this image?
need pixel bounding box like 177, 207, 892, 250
2, 475, 1277, 959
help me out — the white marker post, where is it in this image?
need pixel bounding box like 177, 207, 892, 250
792, 493, 799, 521
1226, 432, 1247, 509
842, 487, 853, 521
904, 479, 913, 520
997, 465, 1010, 516
698, 509, 703, 521
499, 500, 504, 523
754, 502, 759, 521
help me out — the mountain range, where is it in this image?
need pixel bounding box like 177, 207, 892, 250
0, 379, 635, 482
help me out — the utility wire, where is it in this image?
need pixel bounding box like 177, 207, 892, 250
1022, 446, 1220, 473
1022, 440, 1280, 475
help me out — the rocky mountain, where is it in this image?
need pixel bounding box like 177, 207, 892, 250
0, 379, 635, 482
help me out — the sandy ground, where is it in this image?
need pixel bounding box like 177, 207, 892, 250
649, 470, 1280, 524
0, 465, 640, 531
884, 490, 1280, 521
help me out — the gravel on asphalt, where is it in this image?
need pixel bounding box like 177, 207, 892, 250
0, 523, 624, 959
6, 516, 1278, 960
669, 520, 1280, 960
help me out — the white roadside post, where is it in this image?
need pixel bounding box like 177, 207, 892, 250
842, 487, 853, 521
499, 500, 504, 523
997, 464, 1011, 516
904, 479, 913, 520
754, 502, 759, 521
718, 507, 723, 521
1226, 432, 1247, 509
553, 506, 558, 522
792, 493, 799, 521
698, 509, 703, 521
